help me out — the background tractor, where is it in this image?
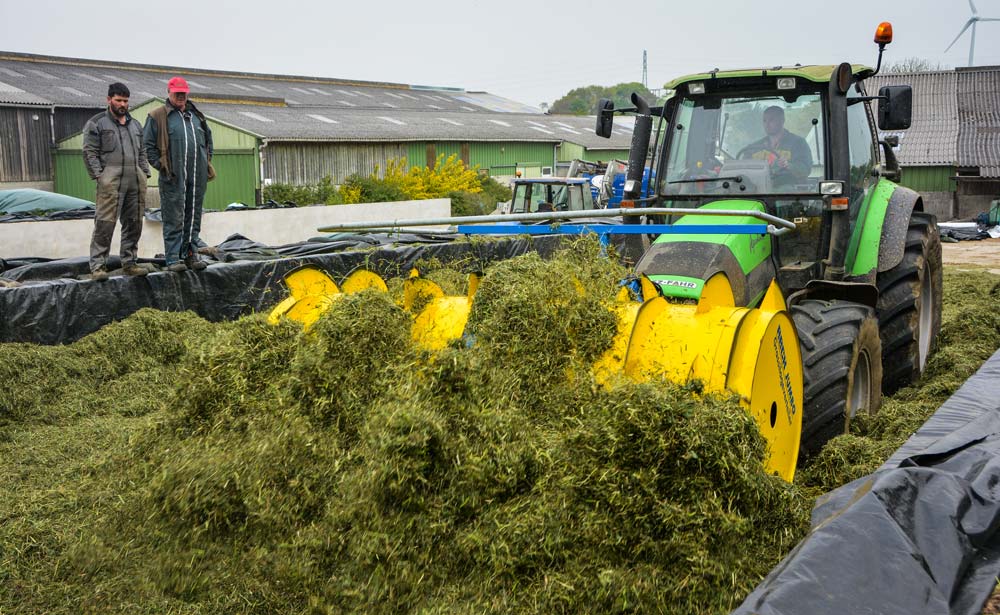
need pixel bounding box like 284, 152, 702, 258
595, 21, 943, 456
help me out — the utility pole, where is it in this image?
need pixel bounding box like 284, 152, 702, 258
642, 50, 648, 88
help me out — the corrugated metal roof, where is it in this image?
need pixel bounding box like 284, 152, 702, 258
956, 67, 1000, 177
0, 51, 539, 114
195, 102, 632, 149
867, 71, 958, 167
0, 91, 51, 106
2, 51, 631, 151
0, 78, 51, 105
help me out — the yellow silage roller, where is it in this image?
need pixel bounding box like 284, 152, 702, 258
266, 266, 388, 330
593, 274, 802, 480
268, 266, 803, 480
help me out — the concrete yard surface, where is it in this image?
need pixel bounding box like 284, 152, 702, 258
942, 237, 1000, 274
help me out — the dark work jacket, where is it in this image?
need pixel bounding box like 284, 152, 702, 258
143, 100, 214, 184
82, 109, 150, 180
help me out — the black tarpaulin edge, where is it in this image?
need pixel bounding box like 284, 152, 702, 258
732, 347, 1000, 615
0, 235, 565, 346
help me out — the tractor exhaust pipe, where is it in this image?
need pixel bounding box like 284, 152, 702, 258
624, 93, 652, 202
621, 92, 654, 262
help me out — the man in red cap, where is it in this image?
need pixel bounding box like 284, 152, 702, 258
143, 76, 215, 272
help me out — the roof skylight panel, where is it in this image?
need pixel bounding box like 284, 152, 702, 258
58, 86, 90, 97
238, 111, 273, 122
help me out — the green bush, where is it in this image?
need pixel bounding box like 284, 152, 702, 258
260, 164, 511, 214
449, 176, 513, 216
340, 173, 408, 204
262, 175, 342, 206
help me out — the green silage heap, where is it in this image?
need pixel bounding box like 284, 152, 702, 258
1, 241, 996, 614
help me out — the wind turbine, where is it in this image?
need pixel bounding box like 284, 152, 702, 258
944, 0, 1000, 66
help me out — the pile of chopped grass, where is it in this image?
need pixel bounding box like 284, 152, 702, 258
3, 244, 997, 614
0, 308, 215, 428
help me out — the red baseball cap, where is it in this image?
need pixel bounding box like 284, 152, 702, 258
167, 77, 190, 93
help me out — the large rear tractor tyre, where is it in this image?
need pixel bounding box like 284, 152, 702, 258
875, 212, 943, 395
791, 300, 883, 458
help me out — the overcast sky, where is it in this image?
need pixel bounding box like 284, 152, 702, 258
3, 0, 999, 107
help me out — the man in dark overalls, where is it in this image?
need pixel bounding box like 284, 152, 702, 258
143, 76, 213, 272
82, 82, 150, 280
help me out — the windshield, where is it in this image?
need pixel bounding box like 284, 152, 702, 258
660, 92, 826, 197
511, 183, 590, 213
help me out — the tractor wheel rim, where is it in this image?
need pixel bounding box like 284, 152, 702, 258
918, 261, 933, 372
849, 350, 872, 419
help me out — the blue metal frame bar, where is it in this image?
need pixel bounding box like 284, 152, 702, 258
456, 224, 769, 236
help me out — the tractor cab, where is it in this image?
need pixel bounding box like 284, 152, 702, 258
653, 70, 837, 283
507, 177, 596, 214
597, 50, 914, 300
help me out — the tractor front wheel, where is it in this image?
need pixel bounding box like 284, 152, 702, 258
792, 300, 883, 458
875, 212, 943, 395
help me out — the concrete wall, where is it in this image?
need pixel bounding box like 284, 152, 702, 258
957, 194, 1000, 221
0, 199, 451, 260
0, 180, 54, 191
956, 179, 1000, 221
919, 191, 956, 221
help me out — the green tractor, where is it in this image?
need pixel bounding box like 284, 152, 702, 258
596, 22, 942, 456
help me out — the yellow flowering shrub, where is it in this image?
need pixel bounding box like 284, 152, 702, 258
340, 185, 363, 204
382, 155, 483, 200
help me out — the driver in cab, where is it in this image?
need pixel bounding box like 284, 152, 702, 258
740, 106, 812, 186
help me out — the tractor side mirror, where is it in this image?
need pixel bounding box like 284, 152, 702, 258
878, 85, 912, 130
595, 98, 615, 138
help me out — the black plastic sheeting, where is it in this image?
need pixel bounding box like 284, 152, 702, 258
0, 233, 467, 281
940, 226, 992, 241
733, 347, 1000, 615
0, 235, 563, 345
0, 207, 96, 223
